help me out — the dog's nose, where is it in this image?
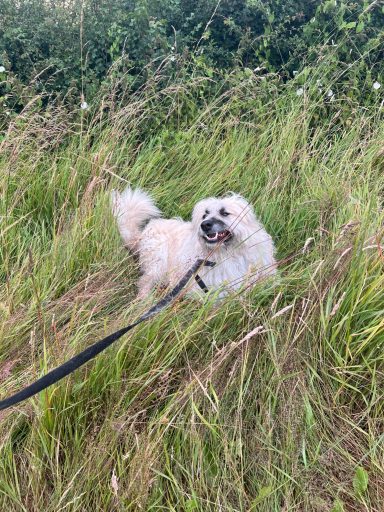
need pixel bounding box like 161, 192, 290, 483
201, 220, 213, 233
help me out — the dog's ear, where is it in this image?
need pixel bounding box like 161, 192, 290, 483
191, 199, 206, 221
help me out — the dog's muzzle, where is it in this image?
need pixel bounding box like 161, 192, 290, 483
200, 218, 232, 244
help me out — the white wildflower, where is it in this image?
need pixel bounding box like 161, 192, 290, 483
327, 89, 334, 97
373, 81, 381, 90
170, 55, 176, 62
80, 101, 88, 110
296, 87, 304, 96
293, 70, 298, 76
0, 66, 5, 73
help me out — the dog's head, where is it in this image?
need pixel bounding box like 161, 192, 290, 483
192, 194, 259, 249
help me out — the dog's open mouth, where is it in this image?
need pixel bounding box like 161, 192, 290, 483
203, 230, 232, 244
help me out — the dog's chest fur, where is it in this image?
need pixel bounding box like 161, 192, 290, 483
198, 253, 251, 290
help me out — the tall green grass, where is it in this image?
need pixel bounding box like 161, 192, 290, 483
0, 77, 383, 511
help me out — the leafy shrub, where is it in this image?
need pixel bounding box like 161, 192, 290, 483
0, 0, 383, 119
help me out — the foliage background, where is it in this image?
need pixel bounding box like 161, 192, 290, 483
1, 0, 384, 120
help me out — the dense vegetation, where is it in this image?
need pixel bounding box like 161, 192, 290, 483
1, 72, 383, 511
0, 1, 384, 511
1, 0, 384, 121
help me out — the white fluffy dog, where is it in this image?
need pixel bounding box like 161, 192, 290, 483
112, 187, 277, 298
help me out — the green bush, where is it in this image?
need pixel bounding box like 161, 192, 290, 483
0, 0, 383, 117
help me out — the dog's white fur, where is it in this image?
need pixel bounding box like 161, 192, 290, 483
112, 187, 277, 298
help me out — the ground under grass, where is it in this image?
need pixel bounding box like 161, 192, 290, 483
0, 81, 383, 511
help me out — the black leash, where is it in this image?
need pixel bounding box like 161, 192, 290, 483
0, 259, 215, 412
195, 273, 210, 293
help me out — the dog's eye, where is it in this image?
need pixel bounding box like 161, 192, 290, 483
203, 209, 210, 220
220, 208, 230, 217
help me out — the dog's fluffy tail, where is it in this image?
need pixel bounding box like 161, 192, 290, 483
111, 187, 161, 250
